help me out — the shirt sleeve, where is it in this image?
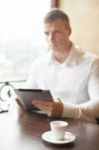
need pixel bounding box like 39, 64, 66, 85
62, 59, 99, 123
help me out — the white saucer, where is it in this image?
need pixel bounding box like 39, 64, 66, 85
42, 131, 76, 144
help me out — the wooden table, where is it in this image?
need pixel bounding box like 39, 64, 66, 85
0, 109, 99, 150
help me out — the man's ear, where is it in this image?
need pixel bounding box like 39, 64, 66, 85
68, 27, 72, 36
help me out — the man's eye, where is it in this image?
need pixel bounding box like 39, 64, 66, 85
45, 32, 49, 36
54, 30, 61, 34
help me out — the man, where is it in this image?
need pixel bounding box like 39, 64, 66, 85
18, 8, 99, 123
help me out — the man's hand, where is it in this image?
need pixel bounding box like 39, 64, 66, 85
15, 97, 26, 110
32, 99, 63, 117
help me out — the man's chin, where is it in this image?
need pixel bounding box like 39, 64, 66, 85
50, 45, 59, 50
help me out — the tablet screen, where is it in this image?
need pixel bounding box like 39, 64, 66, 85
14, 89, 53, 111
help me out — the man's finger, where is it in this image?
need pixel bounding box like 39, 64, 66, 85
15, 98, 25, 109
32, 100, 53, 111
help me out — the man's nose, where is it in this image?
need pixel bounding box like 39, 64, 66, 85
48, 33, 54, 42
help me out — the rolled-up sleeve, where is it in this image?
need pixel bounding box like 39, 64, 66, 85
61, 59, 99, 123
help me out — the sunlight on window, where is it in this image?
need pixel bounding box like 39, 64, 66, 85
0, 0, 51, 83
0, 0, 50, 45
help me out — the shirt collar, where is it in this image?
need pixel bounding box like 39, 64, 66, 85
64, 44, 78, 66
47, 44, 80, 66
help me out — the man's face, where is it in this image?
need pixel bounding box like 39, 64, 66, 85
44, 19, 71, 51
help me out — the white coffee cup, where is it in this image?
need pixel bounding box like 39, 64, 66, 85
50, 120, 68, 140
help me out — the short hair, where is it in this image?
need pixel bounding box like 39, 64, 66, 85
44, 8, 70, 25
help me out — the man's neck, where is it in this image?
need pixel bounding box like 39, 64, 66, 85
53, 41, 72, 63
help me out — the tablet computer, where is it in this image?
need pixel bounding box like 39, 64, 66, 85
14, 89, 53, 111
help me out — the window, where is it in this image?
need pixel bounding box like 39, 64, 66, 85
0, 0, 51, 86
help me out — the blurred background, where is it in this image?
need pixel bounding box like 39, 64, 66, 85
0, 0, 99, 88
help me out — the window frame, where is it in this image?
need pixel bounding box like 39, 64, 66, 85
51, 0, 59, 8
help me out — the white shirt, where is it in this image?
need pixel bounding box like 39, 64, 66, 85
25, 44, 99, 123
